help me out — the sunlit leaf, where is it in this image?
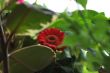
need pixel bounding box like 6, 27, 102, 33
75, 0, 87, 8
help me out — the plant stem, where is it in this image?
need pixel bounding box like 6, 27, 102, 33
0, 13, 9, 73
2, 50, 9, 73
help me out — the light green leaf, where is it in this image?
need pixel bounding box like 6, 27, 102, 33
76, 0, 87, 8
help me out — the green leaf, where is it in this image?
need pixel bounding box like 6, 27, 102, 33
82, 65, 98, 73
9, 45, 55, 73
86, 47, 103, 71
0, 0, 16, 10
101, 50, 110, 73
0, 0, 4, 9
90, 13, 109, 44
76, 0, 87, 8
50, 19, 70, 31
6, 4, 52, 34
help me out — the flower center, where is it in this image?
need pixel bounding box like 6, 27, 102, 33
46, 35, 58, 44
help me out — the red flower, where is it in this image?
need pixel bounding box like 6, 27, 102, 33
37, 28, 64, 51
17, 0, 24, 4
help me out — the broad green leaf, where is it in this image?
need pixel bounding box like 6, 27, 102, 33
71, 10, 102, 29
0, 0, 4, 9
89, 13, 109, 45
82, 65, 98, 73
71, 10, 109, 48
76, 0, 87, 8
6, 4, 52, 34
50, 19, 70, 31
60, 13, 82, 34
101, 50, 110, 73
0, 0, 16, 10
63, 34, 77, 48
9, 45, 55, 73
86, 47, 103, 71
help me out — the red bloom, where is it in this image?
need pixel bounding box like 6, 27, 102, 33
37, 28, 64, 51
17, 0, 24, 4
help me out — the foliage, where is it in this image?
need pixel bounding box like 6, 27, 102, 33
0, 0, 110, 73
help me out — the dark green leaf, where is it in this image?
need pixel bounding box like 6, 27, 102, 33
6, 4, 52, 34
9, 45, 55, 73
